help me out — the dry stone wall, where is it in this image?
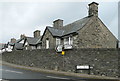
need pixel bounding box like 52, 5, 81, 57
2, 48, 120, 78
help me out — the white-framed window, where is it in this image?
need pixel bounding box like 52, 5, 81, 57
31, 46, 36, 49
8, 45, 11, 49
10, 46, 13, 49
37, 45, 41, 49
64, 37, 69, 45
64, 36, 73, 45
25, 41, 28, 50
56, 38, 61, 46
25, 46, 28, 50
46, 39, 49, 49
25, 41, 28, 46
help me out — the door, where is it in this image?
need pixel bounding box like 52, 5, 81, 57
46, 39, 49, 49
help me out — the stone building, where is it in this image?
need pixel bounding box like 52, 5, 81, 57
41, 2, 118, 49
23, 30, 42, 50
7, 38, 16, 50
14, 34, 26, 50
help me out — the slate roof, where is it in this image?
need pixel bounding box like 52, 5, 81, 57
62, 16, 91, 36
47, 16, 91, 37
0, 43, 6, 50
26, 37, 41, 45
16, 38, 24, 43
14, 43, 23, 50
47, 27, 64, 37
7, 42, 15, 46
0, 44, 2, 50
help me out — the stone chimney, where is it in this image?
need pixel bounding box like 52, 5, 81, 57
34, 30, 40, 38
53, 19, 63, 29
10, 38, 16, 43
88, 2, 99, 16
20, 34, 25, 39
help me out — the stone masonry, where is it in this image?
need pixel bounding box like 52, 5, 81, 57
2, 48, 120, 78
41, 2, 118, 49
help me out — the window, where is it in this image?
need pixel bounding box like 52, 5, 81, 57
64, 36, 73, 45
69, 36, 73, 45
37, 45, 41, 49
64, 37, 69, 45
10, 46, 13, 49
31, 46, 36, 49
25, 46, 28, 50
56, 38, 61, 46
46, 39, 49, 49
8, 45, 11, 49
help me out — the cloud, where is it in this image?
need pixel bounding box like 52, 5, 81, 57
0, 2, 118, 43
98, 2, 118, 38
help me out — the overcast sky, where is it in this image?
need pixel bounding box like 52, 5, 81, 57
0, 1, 118, 43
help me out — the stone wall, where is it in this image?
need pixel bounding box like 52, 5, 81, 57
42, 29, 56, 49
2, 48, 120, 78
41, 16, 118, 50
75, 17, 117, 48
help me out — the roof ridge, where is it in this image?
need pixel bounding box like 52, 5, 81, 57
26, 37, 34, 38
46, 16, 92, 37
47, 26, 64, 31
63, 16, 91, 28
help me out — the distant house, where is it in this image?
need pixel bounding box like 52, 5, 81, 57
23, 30, 42, 50
41, 2, 118, 49
6, 30, 42, 51
13, 34, 26, 50
0, 43, 7, 53
0, 43, 6, 50
7, 42, 14, 50
14, 43, 23, 50
7, 38, 16, 51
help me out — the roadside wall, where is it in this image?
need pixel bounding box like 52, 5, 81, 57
2, 48, 120, 78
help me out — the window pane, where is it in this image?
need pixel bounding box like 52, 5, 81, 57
64, 37, 73, 45
64, 37, 69, 45
56, 38, 61, 45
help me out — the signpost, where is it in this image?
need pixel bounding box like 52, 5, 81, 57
55, 45, 66, 70
61, 51, 65, 69
75, 65, 92, 74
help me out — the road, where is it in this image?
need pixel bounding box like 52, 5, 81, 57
1, 65, 87, 81
1, 65, 118, 81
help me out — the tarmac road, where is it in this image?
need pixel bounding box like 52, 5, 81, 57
1, 65, 86, 81
1, 65, 119, 81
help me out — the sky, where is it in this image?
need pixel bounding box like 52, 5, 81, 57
118, 1, 120, 41
0, 0, 119, 43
